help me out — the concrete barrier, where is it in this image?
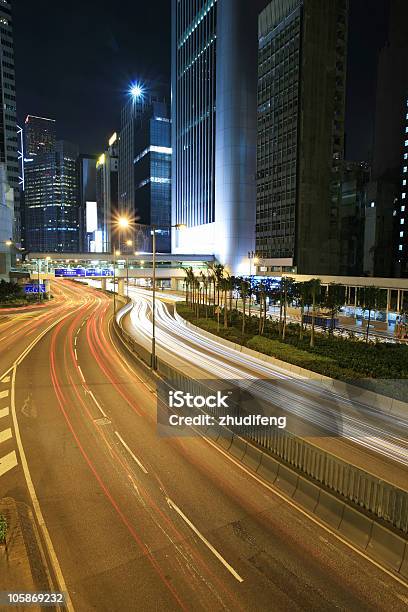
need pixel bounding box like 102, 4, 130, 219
275, 464, 299, 496
366, 522, 406, 572
229, 436, 247, 460
399, 543, 408, 579
315, 490, 345, 529
293, 477, 321, 512
242, 443, 262, 472
339, 506, 373, 549
257, 453, 279, 485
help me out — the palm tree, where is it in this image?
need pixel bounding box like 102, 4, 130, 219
361, 286, 386, 344
308, 278, 321, 348
295, 281, 309, 341
184, 267, 194, 308
281, 277, 295, 340
324, 283, 346, 333
200, 271, 209, 318
213, 264, 224, 310
239, 278, 250, 335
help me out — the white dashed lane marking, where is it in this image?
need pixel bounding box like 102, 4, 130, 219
0, 376, 18, 477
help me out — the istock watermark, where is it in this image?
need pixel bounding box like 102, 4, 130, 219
157, 378, 294, 438
156, 376, 356, 438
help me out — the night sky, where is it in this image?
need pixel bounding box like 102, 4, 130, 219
14, 0, 389, 160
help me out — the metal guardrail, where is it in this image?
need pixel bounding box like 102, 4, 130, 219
113, 300, 408, 535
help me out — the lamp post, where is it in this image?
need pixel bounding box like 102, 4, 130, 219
125, 239, 132, 297
112, 215, 131, 315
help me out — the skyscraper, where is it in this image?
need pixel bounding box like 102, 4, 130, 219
364, 0, 408, 277
0, 1, 19, 244
77, 153, 97, 252
171, 0, 262, 274
256, 0, 348, 275
133, 100, 172, 253
24, 115, 56, 158
118, 88, 161, 226
95, 133, 119, 253
25, 141, 79, 252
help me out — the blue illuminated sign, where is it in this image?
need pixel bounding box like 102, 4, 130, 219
25, 284, 46, 294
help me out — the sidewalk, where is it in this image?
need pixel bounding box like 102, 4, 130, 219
0, 497, 51, 611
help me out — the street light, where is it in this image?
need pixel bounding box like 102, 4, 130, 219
125, 240, 132, 296
111, 215, 132, 313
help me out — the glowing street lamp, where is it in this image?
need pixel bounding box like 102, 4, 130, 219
129, 82, 144, 99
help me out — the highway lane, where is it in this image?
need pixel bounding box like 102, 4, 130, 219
119, 288, 408, 489
9, 279, 408, 610
0, 280, 87, 378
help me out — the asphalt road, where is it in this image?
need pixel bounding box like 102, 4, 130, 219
2, 280, 408, 611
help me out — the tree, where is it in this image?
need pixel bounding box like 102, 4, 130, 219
295, 281, 309, 341
324, 283, 346, 333
200, 271, 209, 318
280, 277, 295, 340
361, 286, 387, 344
308, 278, 322, 348
183, 267, 194, 308
239, 278, 250, 335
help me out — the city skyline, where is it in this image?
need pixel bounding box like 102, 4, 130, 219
14, 0, 389, 160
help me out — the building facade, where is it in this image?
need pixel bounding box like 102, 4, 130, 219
118, 89, 163, 228
95, 133, 119, 253
365, 0, 408, 278
25, 141, 79, 252
256, 0, 348, 275
339, 161, 370, 276
171, 0, 262, 274
0, 1, 19, 244
77, 153, 97, 252
133, 101, 171, 253
24, 115, 56, 158
0, 163, 14, 277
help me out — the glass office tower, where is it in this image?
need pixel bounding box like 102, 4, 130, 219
25, 141, 79, 252
256, 0, 348, 275
0, 1, 19, 243
171, 0, 260, 274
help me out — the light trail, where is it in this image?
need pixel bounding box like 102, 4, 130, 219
123, 289, 408, 467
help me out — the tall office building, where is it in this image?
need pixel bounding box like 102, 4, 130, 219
24, 115, 56, 158
0, 163, 14, 277
256, 0, 348, 275
339, 161, 370, 276
171, 0, 263, 274
95, 132, 119, 253
77, 153, 97, 252
0, 1, 19, 244
25, 141, 79, 252
118, 88, 162, 228
364, 0, 408, 277
133, 100, 172, 253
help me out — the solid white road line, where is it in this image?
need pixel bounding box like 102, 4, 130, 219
0, 450, 17, 477
114, 431, 148, 474
88, 390, 108, 419
0, 427, 12, 444
11, 365, 75, 612
0, 389, 9, 399
166, 497, 244, 583
0, 407, 9, 419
